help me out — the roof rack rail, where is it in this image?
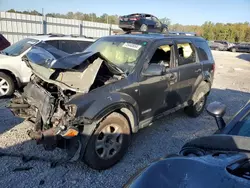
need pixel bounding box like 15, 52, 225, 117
36, 33, 96, 39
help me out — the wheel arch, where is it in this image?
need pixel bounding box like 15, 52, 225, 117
0, 69, 20, 87
191, 80, 211, 104
93, 102, 139, 133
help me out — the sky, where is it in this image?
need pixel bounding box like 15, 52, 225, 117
0, 0, 249, 25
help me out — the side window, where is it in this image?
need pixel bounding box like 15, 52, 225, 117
195, 41, 213, 61
149, 44, 172, 68
59, 40, 81, 54
45, 40, 59, 49
77, 41, 93, 51
145, 15, 152, 20
176, 43, 196, 66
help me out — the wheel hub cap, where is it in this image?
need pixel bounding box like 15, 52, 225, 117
95, 124, 123, 160
0, 77, 9, 96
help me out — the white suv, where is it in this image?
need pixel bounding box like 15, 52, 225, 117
0, 34, 95, 97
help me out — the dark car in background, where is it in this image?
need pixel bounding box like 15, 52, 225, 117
214, 40, 234, 50
229, 43, 250, 53
0, 34, 11, 50
208, 40, 227, 51
119, 13, 168, 34
125, 100, 250, 188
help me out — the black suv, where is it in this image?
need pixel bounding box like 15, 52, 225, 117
8, 33, 215, 170
119, 13, 168, 34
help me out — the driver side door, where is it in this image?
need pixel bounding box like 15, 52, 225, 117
137, 41, 179, 122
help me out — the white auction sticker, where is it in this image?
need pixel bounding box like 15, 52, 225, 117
122, 42, 142, 50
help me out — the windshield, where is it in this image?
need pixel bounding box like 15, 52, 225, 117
1, 38, 39, 56
84, 37, 146, 73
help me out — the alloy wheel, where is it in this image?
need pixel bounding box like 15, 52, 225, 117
95, 124, 123, 160
0, 77, 10, 96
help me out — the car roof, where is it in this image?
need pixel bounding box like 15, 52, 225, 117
104, 33, 206, 42
123, 13, 153, 17
28, 35, 96, 42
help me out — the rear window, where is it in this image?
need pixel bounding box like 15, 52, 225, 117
195, 41, 213, 61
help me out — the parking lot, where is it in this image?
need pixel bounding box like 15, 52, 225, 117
0, 50, 250, 188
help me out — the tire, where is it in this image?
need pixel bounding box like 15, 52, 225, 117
162, 28, 168, 34
140, 24, 148, 32
231, 48, 236, 52
0, 72, 15, 97
83, 112, 131, 170
185, 94, 207, 118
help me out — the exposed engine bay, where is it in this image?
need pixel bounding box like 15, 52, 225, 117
8, 54, 124, 151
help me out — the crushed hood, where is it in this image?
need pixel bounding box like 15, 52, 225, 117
24, 43, 104, 93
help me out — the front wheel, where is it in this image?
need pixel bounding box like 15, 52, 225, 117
83, 112, 131, 170
231, 48, 236, 52
185, 94, 207, 117
0, 72, 15, 97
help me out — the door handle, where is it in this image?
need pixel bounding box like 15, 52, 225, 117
195, 68, 202, 73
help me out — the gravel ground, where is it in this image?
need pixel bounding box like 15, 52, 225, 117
0, 51, 250, 188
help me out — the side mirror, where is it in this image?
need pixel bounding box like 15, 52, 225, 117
206, 101, 226, 130
142, 64, 165, 77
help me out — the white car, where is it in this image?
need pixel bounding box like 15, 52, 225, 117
0, 34, 95, 97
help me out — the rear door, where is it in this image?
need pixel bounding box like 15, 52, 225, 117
174, 39, 203, 104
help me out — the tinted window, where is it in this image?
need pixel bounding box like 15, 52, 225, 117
45, 40, 59, 49
229, 112, 250, 137
59, 40, 81, 54
195, 41, 213, 61
2, 38, 38, 56
77, 41, 93, 51
176, 43, 196, 66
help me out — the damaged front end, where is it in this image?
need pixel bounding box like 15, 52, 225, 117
7, 44, 121, 154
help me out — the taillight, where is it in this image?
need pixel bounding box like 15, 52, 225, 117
212, 63, 215, 72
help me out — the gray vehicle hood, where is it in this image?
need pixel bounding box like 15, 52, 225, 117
24, 43, 104, 93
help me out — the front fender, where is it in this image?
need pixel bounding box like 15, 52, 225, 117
69, 92, 140, 132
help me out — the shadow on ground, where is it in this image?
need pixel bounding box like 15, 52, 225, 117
236, 53, 250, 62
0, 88, 249, 187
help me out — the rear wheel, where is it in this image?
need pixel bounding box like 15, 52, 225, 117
140, 24, 148, 32
83, 112, 131, 170
231, 48, 236, 52
185, 94, 207, 117
162, 28, 168, 34
0, 72, 15, 97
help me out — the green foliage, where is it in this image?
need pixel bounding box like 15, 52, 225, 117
170, 21, 250, 42
6, 9, 250, 42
